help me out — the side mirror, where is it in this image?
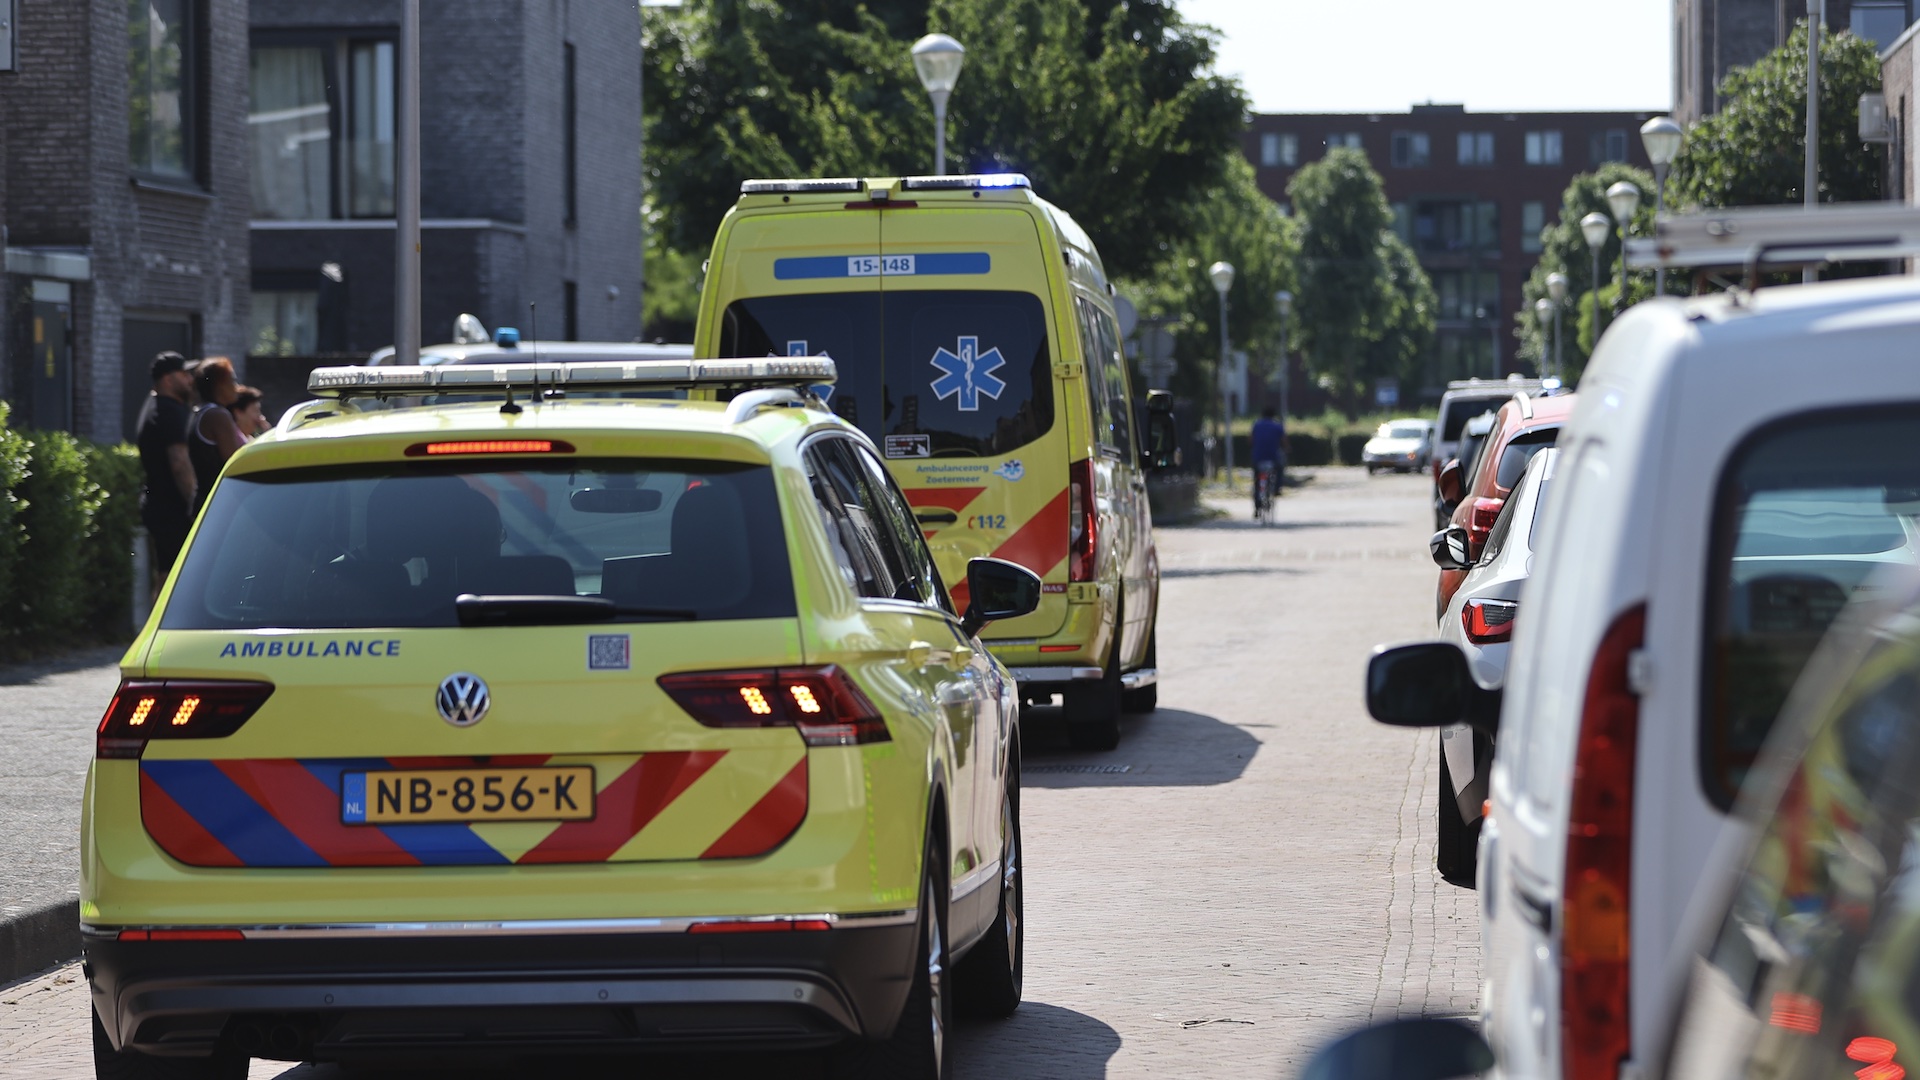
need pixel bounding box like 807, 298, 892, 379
1302, 1019, 1494, 1080
1366, 641, 1501, 737
961, 557, 1042, 637
1140, 391, 1179, 470
1429, 526, 1472, 571
1437, 459, 1464, 507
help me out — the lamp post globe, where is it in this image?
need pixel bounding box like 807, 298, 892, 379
1274, 290, 1293, 419
1208, 261, 1236, 486
1605, 181, 1641, 226
1535, 297, 1556, 380
1274, 289, 1292, 317
1209, 261, 1235, 295
1546, 272, 1568, 303
911, 34, 966, 174
1640, 117, 1683, 295
1580, 212, 1612, 251
1545, 272, 1568, 378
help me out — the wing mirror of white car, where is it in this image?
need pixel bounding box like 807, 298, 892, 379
961, 557, 1043, 638
1366, 641, 1501, 737
1302, 1018, 1493, 1080
1429, 525, 1472, 570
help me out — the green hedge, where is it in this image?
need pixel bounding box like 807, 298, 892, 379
0, 406, 143, 663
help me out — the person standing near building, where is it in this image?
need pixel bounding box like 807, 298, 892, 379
187, 358, 246, 513
134, 352, 197, 590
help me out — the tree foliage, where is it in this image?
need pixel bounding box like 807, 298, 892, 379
1287, 148, 1434, 413
642, 0, 1246, 281
1670, 21, 1885, 208
1511, 162, 1659, 383
1116, 157, 1296, 408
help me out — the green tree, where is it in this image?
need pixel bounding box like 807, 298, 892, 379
642, 0, 1245, 279
1511, 162, 1658, 382
1670, 21, 1885, 208
1288, 148, 1435, 414
1116, 157, 1296, 410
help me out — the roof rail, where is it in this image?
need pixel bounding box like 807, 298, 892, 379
1513, 392, 1534, 420
723, 387, 810, 425
305, 358, 837, 401
1626, 203, 1920, 284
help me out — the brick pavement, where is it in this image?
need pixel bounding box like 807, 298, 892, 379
0, 469, 1480, 1079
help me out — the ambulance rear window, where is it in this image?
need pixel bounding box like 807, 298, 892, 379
718, 290, 1054, 458
162, 459, 795, 629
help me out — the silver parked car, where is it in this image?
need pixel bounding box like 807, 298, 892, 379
1362, 418, 1434, 474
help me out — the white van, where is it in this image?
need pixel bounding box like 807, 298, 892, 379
1368, 271, 1920, 1080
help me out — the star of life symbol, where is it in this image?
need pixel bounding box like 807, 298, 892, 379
788, 340, 834, 403
928, 336, 1007, 412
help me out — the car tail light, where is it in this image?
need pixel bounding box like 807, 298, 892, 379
1562, 604, 1645, 1080
1467, 496, 1504, 548
96, 681, 274, 759
659, 665, 888, 746
117, 928, 246, 942
1069, 458, 1097, 582
1462, 598, 1517, 644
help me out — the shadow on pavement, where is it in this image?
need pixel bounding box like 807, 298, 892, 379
1173, 514, 1402, 532
1160, 565, 1307, 580
0, 644, 124, 686
1019, 706, 1259, 788
954, 1001, 1122, 1078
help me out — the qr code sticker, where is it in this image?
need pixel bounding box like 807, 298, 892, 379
588, 634, 631, 671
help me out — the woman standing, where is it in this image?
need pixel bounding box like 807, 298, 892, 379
188, 358, 246, 513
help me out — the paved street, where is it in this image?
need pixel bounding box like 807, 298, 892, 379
0, 467, 1477, 1079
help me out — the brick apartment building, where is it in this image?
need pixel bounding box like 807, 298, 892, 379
247, 1, 643, 361
0, 0, 252, 443
1676, 0, 1916, 123
1244, 106, 1656, 394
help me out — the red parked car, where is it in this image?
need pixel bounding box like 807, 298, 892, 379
1432, 390, 1575, 619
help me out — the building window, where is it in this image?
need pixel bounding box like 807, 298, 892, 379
1391, 202, 1410, 241
1851, 1, 1910, 47
1390, 131, 1430, 168
1411, 199, 1497, 254
1457, 131, 1494, 166
250, 35, 395, 220
1260, 132, 1298, 167
1521, 201, 1546, 253
251, 289, 319, 356
1327, 132, 1363, 150
564, 43, 578, 226
1525, 130, 1563, 166
1431, 271, 1501, 322
129, 0, 196, 180
1590, 128, 1629, 164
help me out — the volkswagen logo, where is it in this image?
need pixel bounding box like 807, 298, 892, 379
435, 673, 490, 728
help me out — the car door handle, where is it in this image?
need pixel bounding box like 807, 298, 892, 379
913, 509, 958, 525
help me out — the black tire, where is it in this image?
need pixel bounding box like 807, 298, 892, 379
834, 843, 952, 1080
955, 754, 1022, 1018
94, 1005, 247, 1080
1121, 627, 1158, 714
1436, 751, 1480, 888
1065, 628, 1123, 751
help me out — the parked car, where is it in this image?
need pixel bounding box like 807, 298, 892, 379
1432, 376, 1542, 483
1363, 418, 1434, 474
1663, 570, 1920, 1080
1427, 447, 1557, 887
1435, 410, 1498, 530
1433, 390, 1573, 619
1367, 272, 1920, 1080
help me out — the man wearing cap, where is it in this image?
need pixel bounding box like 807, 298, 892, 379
134, 351, 197, 588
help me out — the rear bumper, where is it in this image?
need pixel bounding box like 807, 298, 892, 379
1006, 666, 1157, 694
85, 911, 916, 1060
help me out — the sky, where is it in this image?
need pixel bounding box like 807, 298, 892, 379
1175, 0, 1674, 115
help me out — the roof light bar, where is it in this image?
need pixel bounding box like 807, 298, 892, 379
740, 178, 864, 195
1626, 203, 1920, 272
900, 173, 1031, 191
305, 358, 838, 399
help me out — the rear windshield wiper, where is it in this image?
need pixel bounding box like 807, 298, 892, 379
454, 593, 698, 627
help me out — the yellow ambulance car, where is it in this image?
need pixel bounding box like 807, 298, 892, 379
694, 174, 1172, 750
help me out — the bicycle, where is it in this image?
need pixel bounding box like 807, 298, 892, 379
1253, 461, 1279, 524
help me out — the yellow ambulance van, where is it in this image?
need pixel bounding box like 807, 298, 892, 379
693, 174, 1172, 750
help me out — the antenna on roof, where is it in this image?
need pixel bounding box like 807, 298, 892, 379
529, 301, 539, 366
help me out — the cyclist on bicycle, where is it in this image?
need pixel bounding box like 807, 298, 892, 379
1250, 406, 1287, 516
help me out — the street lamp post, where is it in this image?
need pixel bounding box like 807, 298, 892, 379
1546, 272, 1568, 379
911, 34, 966, 175
1210, 261, 1235, 488
1640, 117, 1684, 296
1534, 297, 1554, 378
1581, 212, 1611, 355
1606, 181, 1641, 315
395, 0, 421, 365
1805, 0, 1825, 282
1274, 290, 1293, 421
